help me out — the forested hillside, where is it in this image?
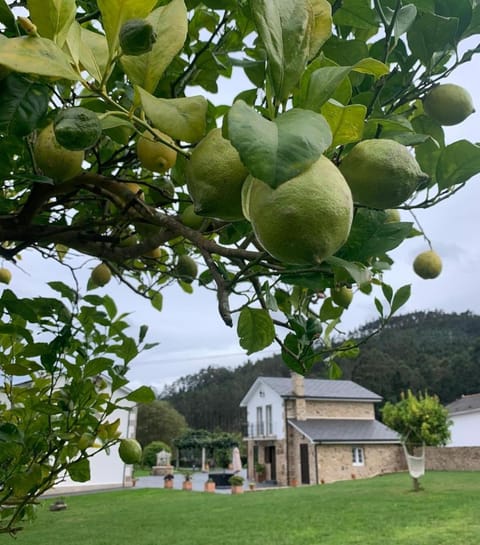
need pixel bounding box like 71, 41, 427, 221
161, 311, 480, 433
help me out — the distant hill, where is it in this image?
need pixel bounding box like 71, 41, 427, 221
160, 311, 480, 433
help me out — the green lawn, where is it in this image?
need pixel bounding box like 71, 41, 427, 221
11, 472, 480, 545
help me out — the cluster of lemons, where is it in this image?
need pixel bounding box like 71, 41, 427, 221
29, 83, 474, 298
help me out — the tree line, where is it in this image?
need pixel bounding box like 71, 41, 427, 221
159, 311, 480, 434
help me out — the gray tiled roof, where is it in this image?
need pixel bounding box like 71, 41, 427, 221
446, 393, 480, 415
289, 418, 400, 443
260, 377, 382, 402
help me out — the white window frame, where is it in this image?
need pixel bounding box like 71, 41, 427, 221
265, 404, 272, 435
256, 406, 263, 435
352, 446, 365, 466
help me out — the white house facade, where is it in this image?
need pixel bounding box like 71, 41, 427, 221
446, 393, 480, 447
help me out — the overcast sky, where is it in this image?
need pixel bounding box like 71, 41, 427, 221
8, 40, 480, 394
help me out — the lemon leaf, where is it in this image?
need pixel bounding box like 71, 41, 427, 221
321, 101, 366, 147
27, 0, 76, 47
227, 101, 332, 188
250, 0, 312, 101
436, 140, 480, 189
0, 36, 78, 80
137, 87, 207, 143
237, 307, 275, 355
67, 458, 91, 482
121, 0, 188, 93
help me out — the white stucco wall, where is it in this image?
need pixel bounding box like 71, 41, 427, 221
1, 379, 137, 493
448, 411, 480, 446
245, 381, 285, 439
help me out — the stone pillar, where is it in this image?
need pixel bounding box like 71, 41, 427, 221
291, 372, 306, 420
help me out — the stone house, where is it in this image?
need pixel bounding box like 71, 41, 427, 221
446, 393, 480, 446
240, 374, 403, 486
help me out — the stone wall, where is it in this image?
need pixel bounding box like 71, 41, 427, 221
305, 401, 374, 419
424, 447, 480, 471
316, 444, 406, 483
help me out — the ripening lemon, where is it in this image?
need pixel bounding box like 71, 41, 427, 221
0, 267, 12, 285
185, 128, 249, 221
423, 84, 474, 126
339, 139, 428, 209
413, 250, 442, 279
136, 129, 177, 173
118, 438, 142, 464
175, 254, 198, 283
34, 124, 84, 182
331, 286, 353, 308
90, 263, 112, 287
243, 155, 353, 265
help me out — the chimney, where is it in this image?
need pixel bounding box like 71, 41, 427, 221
291, 372, 306, 420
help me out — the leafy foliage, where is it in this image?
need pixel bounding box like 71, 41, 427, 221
381, 390, 451, 448
0, 285, 155, 534
141, 440, 171, 468
136, 400, 187, 448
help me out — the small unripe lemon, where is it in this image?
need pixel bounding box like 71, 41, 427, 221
0, 268, 12, 285
90, 263, 112, 287
180, 204, 205, 230
331, 286, 353, 308
118, 438, 142, 464
423, 84, 474, 126
136, 129, 177, 173
175, 255, 197, 283
413, 250, 442, 279
34, 124, 84, 182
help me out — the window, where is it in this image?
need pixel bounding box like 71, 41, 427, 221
352, 447, 365, 466
265, 405, 272, 435
256, 406, 264, 435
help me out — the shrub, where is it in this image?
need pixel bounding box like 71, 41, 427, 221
142, 440, 171, 468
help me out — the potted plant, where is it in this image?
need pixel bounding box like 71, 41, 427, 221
182, 472, 192, 491
255, 462, 266, 482
229, 474, 244, 494
204, 478, 216, 493
248, 481, 256, 491
164, 473, 174, 489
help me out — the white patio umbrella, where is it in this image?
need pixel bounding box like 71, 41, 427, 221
232, 446, 242, 473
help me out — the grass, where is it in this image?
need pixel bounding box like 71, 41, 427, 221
11, 472, 480, 545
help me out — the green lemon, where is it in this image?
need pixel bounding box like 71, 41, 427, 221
413, 250, 442, 279
54, 107, 102, 151
423, 84, 474, 126
331, 286, 353, 308
0, 268, 12, 285
180, 204, 205, 230
175, 255, 198, 283
185, 128, 249, 221
244, 155, 353, 265
339, 139, 428, 209
90, 263, 112, 287
119, 19, 157, 56
118, 438, 142, 464
34, 124, 84, 182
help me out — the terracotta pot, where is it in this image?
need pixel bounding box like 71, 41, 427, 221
164, 479, 174, 489
204, 481, 216, 493
231, 485, 244, 495
182, 481, 193, 491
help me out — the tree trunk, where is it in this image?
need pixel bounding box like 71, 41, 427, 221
412, 476, 420, 492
